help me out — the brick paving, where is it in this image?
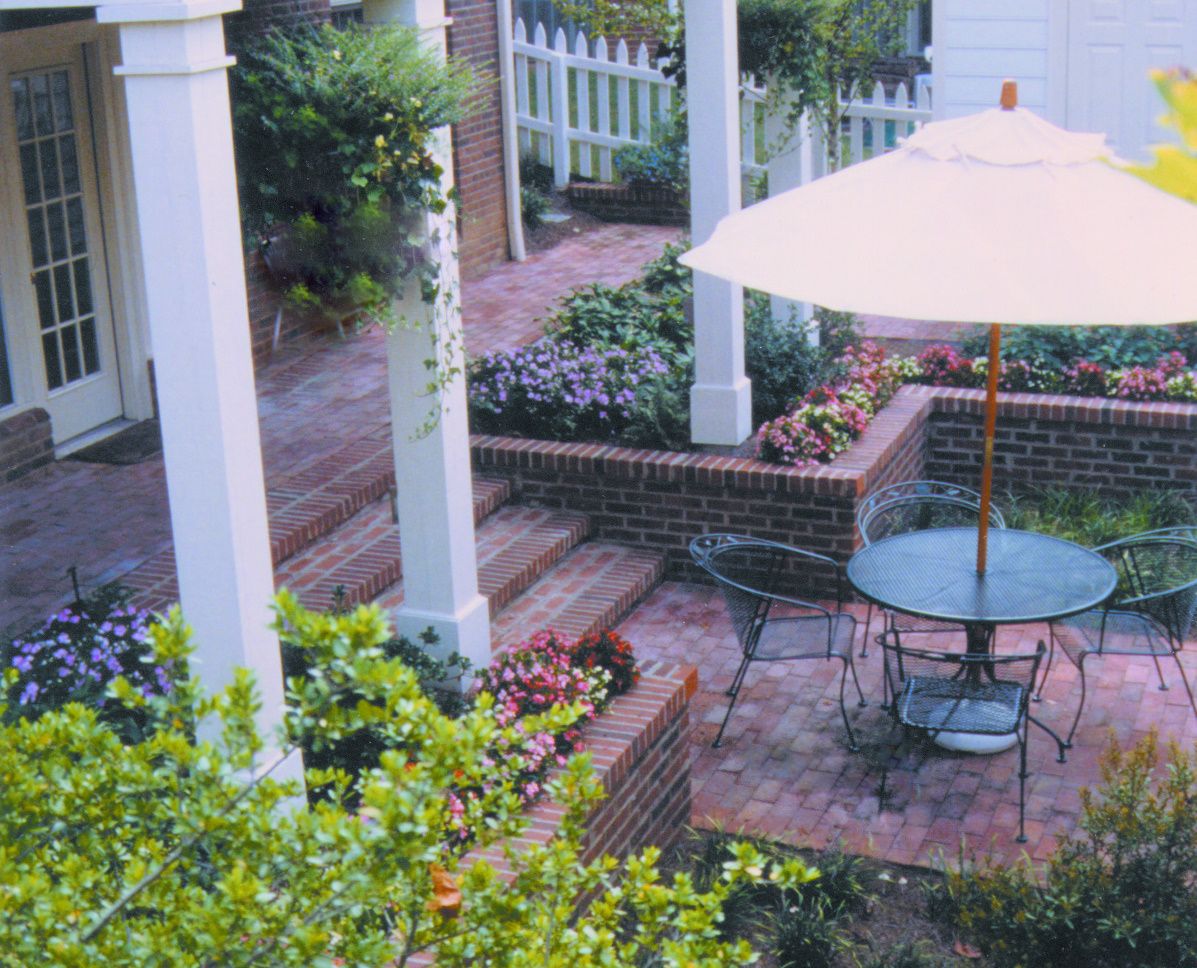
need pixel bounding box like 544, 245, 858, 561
1, 221, 682, 638
617, 581, 1197, 870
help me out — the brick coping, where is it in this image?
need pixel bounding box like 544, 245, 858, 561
472, 384, 1197, 498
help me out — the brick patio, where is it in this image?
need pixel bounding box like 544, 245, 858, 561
619, 581, 1197, 870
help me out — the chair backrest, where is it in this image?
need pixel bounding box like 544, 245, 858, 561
689, 534, 838, 654
1097, 535, 1197, 644
858, 480, 1006, 547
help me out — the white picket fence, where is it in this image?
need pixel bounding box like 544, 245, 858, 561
512, 19, 932, 191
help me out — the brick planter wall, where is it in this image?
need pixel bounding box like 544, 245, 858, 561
471, 384, 1197, 582
408, 664, 694, 964
1, 408, 54, 483
567, 182, 689, 226
919, 386, 1197, 500
471, 388, 931, 589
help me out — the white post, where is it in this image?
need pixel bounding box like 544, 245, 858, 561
550, 28, 571, 187
102, 3, 296, 772
764, 80, 815, 341
685, 0, 752, 445
364, 0, 492, 671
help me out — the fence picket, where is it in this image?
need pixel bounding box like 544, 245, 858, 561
594, 36, 612, 180
514, 18, 531, 157
575, 29, 592, 177
615, 39, 631, 142
636, 43, 651, 141
532, 23, 551, 164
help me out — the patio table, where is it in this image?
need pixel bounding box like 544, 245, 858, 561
847, 527, 1118, 752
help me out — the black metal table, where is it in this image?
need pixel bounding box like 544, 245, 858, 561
847, 528, 1118, 754
847, 528, 1118, 655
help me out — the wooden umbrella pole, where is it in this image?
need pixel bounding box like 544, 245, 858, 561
976, 323, 1002, 575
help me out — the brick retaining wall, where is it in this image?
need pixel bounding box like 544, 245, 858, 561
0, 408, 54, 483
567, 183, 689, 226
471, 384, 1197, 580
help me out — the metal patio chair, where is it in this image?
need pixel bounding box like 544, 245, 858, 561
857, 481, 1006, 658
1038, 534, 1197, 748
690, 534, 866, 751
880, 637, 1046, 842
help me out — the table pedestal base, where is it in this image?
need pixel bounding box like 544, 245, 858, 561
933, 730, 1018, 754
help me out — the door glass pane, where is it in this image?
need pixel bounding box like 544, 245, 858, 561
13, 66, 103, 388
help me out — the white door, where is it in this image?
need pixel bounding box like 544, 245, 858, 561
1067, 0, 1197, 161
0, 37, 123, 443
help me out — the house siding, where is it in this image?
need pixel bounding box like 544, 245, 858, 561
933, 0, 1056, 120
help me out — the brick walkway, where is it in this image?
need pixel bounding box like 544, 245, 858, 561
1, 221, 681, 639
617, 581, 1197, 870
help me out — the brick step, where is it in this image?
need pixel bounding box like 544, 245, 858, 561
265, 431, 510, 567
124, 476, 512, 614
287, 503, 591, 614
490, 542, 666, 653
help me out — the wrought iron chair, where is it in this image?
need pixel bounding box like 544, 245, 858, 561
880, 637, 1046, 842
689, 534, 866, 751
857, 481, 1007, 658
1038, 534, 1197, 748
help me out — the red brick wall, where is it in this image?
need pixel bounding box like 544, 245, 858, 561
224, 0, 329, 52
0, 408, 54, 483
920, 386, 1197, 500
470, 389, 931, 595
447, 0, 512, 280
567, 183, 688, 226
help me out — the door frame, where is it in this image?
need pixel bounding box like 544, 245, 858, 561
0, 17, 153, 447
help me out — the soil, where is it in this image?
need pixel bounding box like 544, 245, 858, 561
521, 190, 609, 255
661, 830, 983, 967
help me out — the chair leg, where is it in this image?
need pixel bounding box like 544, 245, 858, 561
860, 602, 873, 659
1150, 652, 1170, 691
713, 656, 751, 749
1033, 629, 1056, 702
1016, 722, 1029, 843
1064, 653, 1090, 749
837, 657, 860, 753
1171, 651, 1197, 720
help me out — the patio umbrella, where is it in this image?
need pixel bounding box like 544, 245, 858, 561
681, 81, 1197, 574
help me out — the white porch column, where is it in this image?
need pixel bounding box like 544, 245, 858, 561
685, 0, 752, 445
365, 0, 492, 669
100, 3, 294, 760
764, 90, 815, 341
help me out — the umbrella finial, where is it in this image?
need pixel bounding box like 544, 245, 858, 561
1000, 79, 1018, 110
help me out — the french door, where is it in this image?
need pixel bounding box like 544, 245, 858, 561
0, 33, 122, 444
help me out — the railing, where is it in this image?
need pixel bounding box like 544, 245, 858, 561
512, 20, 932, 190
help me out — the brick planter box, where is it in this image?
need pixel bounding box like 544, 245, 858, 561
1, 407, 53, 483
470, 385, 1197, 583
567, 182, 688, 226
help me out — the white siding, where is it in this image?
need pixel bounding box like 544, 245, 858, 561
933, 0, 1061, 121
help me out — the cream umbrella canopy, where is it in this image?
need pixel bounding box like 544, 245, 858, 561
681, 83, 1197, 573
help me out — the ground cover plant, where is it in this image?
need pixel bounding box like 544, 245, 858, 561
1002, 487, 1195, 548
1, 595, 822, 963
934, 732, 1197, 967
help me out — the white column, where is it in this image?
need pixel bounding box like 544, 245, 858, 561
764, 88, 815, 341
101, 4, 294, 764
365, 0, 492, 670
685, 0, 752, 445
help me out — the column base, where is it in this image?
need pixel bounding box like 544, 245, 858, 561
392, 592, 492, 672
690, 377, 753, 446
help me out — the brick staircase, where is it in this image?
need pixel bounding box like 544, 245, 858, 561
122, 431, 665, 652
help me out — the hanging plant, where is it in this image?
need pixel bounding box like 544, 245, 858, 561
232, 23, 474, 323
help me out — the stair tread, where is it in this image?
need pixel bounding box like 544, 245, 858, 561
490, 542, 666, 652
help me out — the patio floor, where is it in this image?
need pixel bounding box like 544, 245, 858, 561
618, 581, 1197, 870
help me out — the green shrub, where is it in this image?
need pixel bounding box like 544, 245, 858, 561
613, 107, 689, 192
1003, 487, 1194, 548
858, 939, 948, 968
232, 23, 473, 319
0, 595, 819, 963
961, 323, 1197, 371
744, 294, 828, 426
938, 732, 1197, 967
520, 184, 551, 229
769, 897, 852, 968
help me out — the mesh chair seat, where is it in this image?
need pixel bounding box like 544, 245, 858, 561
897, 676, 1024, 735
753, 613, 856, 661
1053, 609, 1172, 662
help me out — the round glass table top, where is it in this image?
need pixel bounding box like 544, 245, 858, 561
847, 528, 1118, 626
